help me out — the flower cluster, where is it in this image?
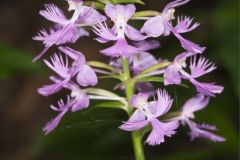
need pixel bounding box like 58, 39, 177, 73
34, 0, 225, 148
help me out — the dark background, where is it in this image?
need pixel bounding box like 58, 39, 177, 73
0, 0, 238, 160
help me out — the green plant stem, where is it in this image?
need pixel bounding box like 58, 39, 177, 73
121, 57, 145, 160
121, 57, 134, 106
131, 131, 145, 160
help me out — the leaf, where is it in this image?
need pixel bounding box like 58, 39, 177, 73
132, 10, 161, 18
113, 0, 145, 5
136, 76, 164, 83
136, 61, 171, 76
0, 43, 42, 78
140, 125, 151, 138
98, 75, 121, 80
87, 61, 121, 75
160, 112, 182, 121
83, 88, 128, 105
114, 75, 188, 90
97, 0, 112, 4
93, 101, 128, 111
87, 0, 146, 9
83, 88, 121, 97
137, 76, 189, 88
83, 1, 105, 10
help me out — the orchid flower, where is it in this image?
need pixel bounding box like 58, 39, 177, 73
141, 0, 205, 54
120, 89, 179, 145
43, 96, 74, 135
33, 0, 105, 61
43, 89, 89, 135
38, 47, 97, 96
178, 94, 225, 142
164, 53, 224, 96
58, 46, 98, 87
51, 76, 90, 111
93, 4, 146, 57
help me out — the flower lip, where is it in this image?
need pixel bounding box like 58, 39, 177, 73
120, 89, 179, 146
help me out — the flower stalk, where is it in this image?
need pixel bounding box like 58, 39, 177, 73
121, 57, 145, 160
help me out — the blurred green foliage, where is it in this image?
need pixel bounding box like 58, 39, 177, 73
0, 43, 42, 78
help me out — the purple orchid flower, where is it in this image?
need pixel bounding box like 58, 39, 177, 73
67, 0, 83, 11
37, 53, 82, 96
58, 46, 98, 87
51, 76, 90, 112
164, 53, 224, 96
120, 89, 179, 146
43, 96, 73, 135
38, 47, 97, 96
43, 88, 89, 135
93, 4, 146, 57
179, 94, 225, 142
70, 86, 90, 112
33, 1, 105, 61
140, 0, 205, 54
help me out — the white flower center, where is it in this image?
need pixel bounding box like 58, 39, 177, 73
68, 1, 83, 12
167, 9, 175, 20
71, 89, 80, 98
137, 98, 148, 107
115, 15, 127, 38
139, 104, 154, 120
174, 58, 187, 70
68, 1, 84, 23
181, 111, 195, 120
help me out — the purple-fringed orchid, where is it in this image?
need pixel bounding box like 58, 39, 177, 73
164, 53, 224, 97
177, 94, 225, 142
120, 89, 179, 146
38, 47, 97, 96
33, 0, 105, 61
141, 0, 205, 54
93, 4, 146, 57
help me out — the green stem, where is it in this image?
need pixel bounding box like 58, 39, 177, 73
131, 131, 145, 160
121, 57, 134, 105
121, 57, 145, 160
